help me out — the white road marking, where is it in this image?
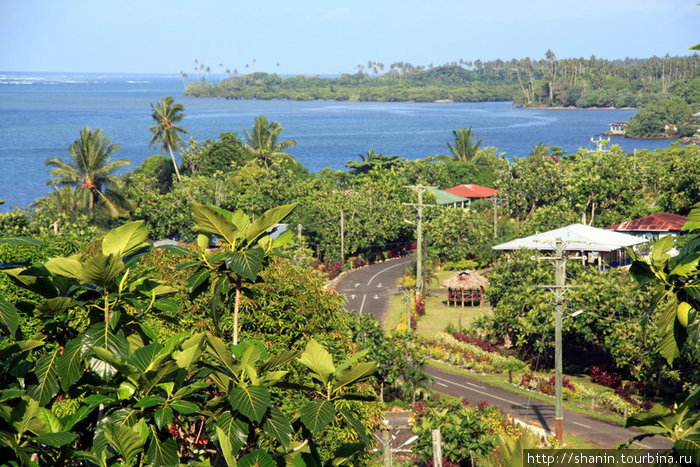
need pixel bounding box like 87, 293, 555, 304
350, 294, 356, 300
373, 294, 380, 299
431, 374, 527, 409
355, 282, 361, 288
572, 421, 592, 429
359, 294, 367, 314
437, 382, 448, 387
377, 282, 382, 288
367, 260, 409, 286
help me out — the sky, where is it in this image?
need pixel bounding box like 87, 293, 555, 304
1, 0, 698, 75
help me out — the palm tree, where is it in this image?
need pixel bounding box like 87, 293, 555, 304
45, 127, 131, 215
241, 115, 298, 168
446, 127, 483, 163
345, 150, 400, 174
148, 96, 187, 182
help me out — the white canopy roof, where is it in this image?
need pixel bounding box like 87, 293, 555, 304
492, 224, 647, 252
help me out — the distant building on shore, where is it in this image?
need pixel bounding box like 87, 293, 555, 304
608, 122, 627, 135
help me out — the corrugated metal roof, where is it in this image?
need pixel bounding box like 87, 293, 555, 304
492, 224, 647, 252
425, 187, 468, 205
445, 184, 498, 198
606, 213, 687, 232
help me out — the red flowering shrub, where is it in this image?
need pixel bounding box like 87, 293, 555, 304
590, 366, 622, 389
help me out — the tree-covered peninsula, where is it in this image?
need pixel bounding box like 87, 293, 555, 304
184, 52, 700, 109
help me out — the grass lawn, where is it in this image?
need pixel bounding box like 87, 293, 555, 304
416, 292, 490, 339
383, 287, 490, 337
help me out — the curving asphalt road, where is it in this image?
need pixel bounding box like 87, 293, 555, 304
335, 257, 672, 449
335, 255, 413, 322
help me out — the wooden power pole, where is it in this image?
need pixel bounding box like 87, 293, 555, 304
531, 239, 585, 441
404, 186, 436, 306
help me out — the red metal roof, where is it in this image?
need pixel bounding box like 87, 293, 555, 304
606, 213, 687, 232
445, 184, 498, 198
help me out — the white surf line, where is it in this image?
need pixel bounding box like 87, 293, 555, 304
358, 294, 367, 314
572, 421, 592, 429
432, 375, 527, 409
366, 259, 411, 286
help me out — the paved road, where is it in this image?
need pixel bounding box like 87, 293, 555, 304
425, 365, 671, 449
335, 255, 413, 322
335, 258, 672, 449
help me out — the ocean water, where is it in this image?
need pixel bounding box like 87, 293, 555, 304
0, 72, 677, 211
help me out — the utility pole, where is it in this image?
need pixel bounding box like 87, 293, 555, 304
492, 195, 499, 239
404, 186, 436, 307
531, 239, 585, 442
340, 208, 345, 265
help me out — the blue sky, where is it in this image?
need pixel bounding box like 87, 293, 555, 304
1, 0, 698, 74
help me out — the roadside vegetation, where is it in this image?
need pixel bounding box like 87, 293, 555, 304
1, 91, 700, 464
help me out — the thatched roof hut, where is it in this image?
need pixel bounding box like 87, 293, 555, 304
443, 270, 488, 307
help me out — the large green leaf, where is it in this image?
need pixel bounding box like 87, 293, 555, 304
34, 431, 78, 448
230, 210, 251, 237
298, 339, 336, 384
334, 362, 377, 393
225, 248, 265, 282
264, 406, 293, 450
0, 295, 20, 336
127, 342, 164, 373
45, 257, 83, 279
683, 203, 700, 231
339, 409, 370, 445
651, 235, 674, 271
57, 336, 86, 391
216, 412, 248, 456
300, 400, 335, 435
228, 386, 271, 424
160, 243, 198, 258
102, 220, 149, 258
216, 425, 239, 467
34, 296, 76, 319
670, 252, 700, 277
170, 400, 198, 415
146, 428, 179, 467
85, 322, 130, 359
11, 397, 48, 437
205, 332, 238, 381
186, 268, 210, 299
238, 450, 275, 467
28, 349, 60, 405
84, 323, 131, 379
192, 202, 238, 245
172, 333, 205, 369
246, 203, 297, 244
37, 407, 61, 433
78, 253, 124, 287
103, 422, 145, 465
154, 407, 174, 430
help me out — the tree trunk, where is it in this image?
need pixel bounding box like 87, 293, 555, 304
168, 146, 182, 182
233, 279, 242, 345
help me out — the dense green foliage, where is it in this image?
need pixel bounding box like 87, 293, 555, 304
626, 97, 697, 137
0, 219, 381, 465
185, 53, 700, 109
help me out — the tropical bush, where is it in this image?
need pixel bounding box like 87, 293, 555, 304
0, 218, 381, 465
411, 397, 495, 465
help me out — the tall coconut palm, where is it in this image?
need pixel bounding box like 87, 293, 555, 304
45, 127, 131, 215
148, 96, 187, 182
446, 126, 483, 163
241, 115, 298, 168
